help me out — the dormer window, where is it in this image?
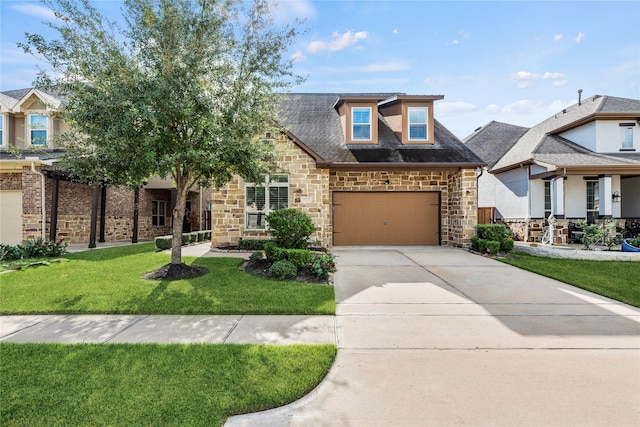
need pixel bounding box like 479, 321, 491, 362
29, 114, 48, 145
408, 107, 428, 141
352, 107, 372, 141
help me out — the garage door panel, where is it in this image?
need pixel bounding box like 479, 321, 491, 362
333, 192, 439, 246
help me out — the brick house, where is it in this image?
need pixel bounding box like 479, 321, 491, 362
211, 93, 484, 248
0, 88, 211, 246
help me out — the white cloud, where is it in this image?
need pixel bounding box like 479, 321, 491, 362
338, 77, 410, 86
11, 3, 57, 20
307, 31, 368, 54
450, 39, 459, 45
291, 50, 306, 62
436, 101, 478, 116
554, 34, 563, 41
268, 0, 316, 22
543, 72, 565, 79
575, 32, 585, 43
511, 71, 567, 88
552, 80, 568, 87
501, 99, 544, 115
485, 104, 500, 114
392, 29, 398, 34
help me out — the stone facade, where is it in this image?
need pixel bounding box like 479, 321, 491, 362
210, 136, 479, 248
211, 137, 330, 247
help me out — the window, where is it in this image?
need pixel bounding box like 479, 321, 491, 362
586, 181, 599, 224
245, 174, 289, 229
152, 200, 166, 226
408, 107, 428, 141
30, 114, 47, 145
351, 107, 371, 141
621, 126, 634, 149
544, 181, 551, 222
0, 115, 3, 146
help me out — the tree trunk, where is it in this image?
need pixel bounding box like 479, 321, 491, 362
171, 173, 191, 265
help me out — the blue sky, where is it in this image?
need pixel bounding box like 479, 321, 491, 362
1, 0, 639, 138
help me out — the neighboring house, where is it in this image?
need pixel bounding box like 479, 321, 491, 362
211, 93, 484, 248
0, 88, 211, 245
464, 94, 640, 243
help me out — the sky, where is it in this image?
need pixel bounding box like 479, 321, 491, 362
1, 0, 639, 138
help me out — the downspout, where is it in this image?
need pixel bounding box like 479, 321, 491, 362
30, 161, 46, 240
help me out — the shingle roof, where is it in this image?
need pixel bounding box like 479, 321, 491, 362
462, 121, 529, 168
533, 135, 640, 167
490, 95, 640, 172
278, 93, 484, 166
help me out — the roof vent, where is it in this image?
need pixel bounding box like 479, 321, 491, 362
578, 89, 583, 106
474, 126, 482, 132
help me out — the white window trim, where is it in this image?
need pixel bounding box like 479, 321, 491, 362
152, 200, 166, 226
245, 174, 289, 230
29, 113, 49, 146
407, 106, 428, 141
586, 181, 599, 223
351, 107, 372, 141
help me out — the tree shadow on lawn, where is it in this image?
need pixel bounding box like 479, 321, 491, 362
124, 257, 334, 315
65, 242, 157, 263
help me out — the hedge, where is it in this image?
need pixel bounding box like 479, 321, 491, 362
238, 239, 272, 251
154, 231, 212, 250
264, 242, 312, 269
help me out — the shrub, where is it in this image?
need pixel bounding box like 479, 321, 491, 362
306, 252, 336, 279
500, 238, 514, 252
471, 237, 488, 253
476, 224, 510, 242
248, 251, 264, 264
628, 237, 640, 248
204, 230, 211, 240
486, 240, 501, 254
189, 232, 198, 244
197, 231, 205, 242
269, 259, 297, 280
17, 238, 68, 259
0, 244, 24, 261
264, 243, 312, 269
181, 234, 191, 245
266, 208, 315, 249
155, 236, 172, 250
238, 239, 271, 251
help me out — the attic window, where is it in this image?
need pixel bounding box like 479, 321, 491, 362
351, 107, 371, 141
408, 107, 428, 141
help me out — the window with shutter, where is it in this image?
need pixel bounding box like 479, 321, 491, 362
245, 174, 289, 229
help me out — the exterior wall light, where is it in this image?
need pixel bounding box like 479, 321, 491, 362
612, 191, 621, 202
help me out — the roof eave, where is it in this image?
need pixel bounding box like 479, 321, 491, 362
320, 161, 485, 171
489, 159, 534, 174
550, 112, 640, 135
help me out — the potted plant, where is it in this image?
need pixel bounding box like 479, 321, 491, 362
622, 237, 640, 252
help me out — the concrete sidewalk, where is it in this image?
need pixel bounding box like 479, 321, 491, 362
0, 314, 335, 345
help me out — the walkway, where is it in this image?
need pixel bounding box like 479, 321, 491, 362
227, 246, 640, 426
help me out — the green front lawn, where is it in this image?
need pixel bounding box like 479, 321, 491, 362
500, 253, 640, 307
0, 243, 335, 315
0, 343, 336, 426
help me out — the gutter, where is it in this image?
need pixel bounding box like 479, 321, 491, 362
317, 161, 486, 170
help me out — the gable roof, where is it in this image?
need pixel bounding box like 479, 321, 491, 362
463, 121, 529, 168
486, 95, 640, 173
0, 88, 64, 112
278, 93, 484, 168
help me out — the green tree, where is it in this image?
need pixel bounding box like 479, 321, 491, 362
22, 0, 302, 276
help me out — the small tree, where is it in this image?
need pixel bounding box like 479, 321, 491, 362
22, 0, 302, 277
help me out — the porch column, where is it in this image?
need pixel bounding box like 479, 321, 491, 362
99, 185, 107, 242
599, 175, 613, 218
132, 187, 139, 243
49, 178, 60, 241
551, 177, 565, 218
89, 186, 99, 248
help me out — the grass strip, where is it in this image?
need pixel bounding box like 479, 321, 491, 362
0, 343, 336, 426
0, 243, 335, 315
500, 253, 640, 307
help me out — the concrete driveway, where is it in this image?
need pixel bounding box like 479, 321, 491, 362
227, 246, 640, 427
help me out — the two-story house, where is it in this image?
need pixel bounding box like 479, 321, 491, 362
211, 93, 484, 248
464, 94, 640, 243
0, 88, 211, 245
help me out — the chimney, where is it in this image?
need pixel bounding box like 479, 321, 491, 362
578, 89, 583, 106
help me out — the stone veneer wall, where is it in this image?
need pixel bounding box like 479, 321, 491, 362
447, 169, 478, 247
210, 137, 330, 247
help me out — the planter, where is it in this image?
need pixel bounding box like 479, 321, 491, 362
621, 238, 640, 252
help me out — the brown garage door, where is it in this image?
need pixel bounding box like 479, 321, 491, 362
333, 192, 440, 246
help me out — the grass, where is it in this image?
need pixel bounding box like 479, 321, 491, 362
500, 253, 640, 307
0, 243, 335, 315
0, 343, 336, 426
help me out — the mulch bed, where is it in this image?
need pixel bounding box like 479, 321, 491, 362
142, 263, 209, 280
241, 260, 331, 285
